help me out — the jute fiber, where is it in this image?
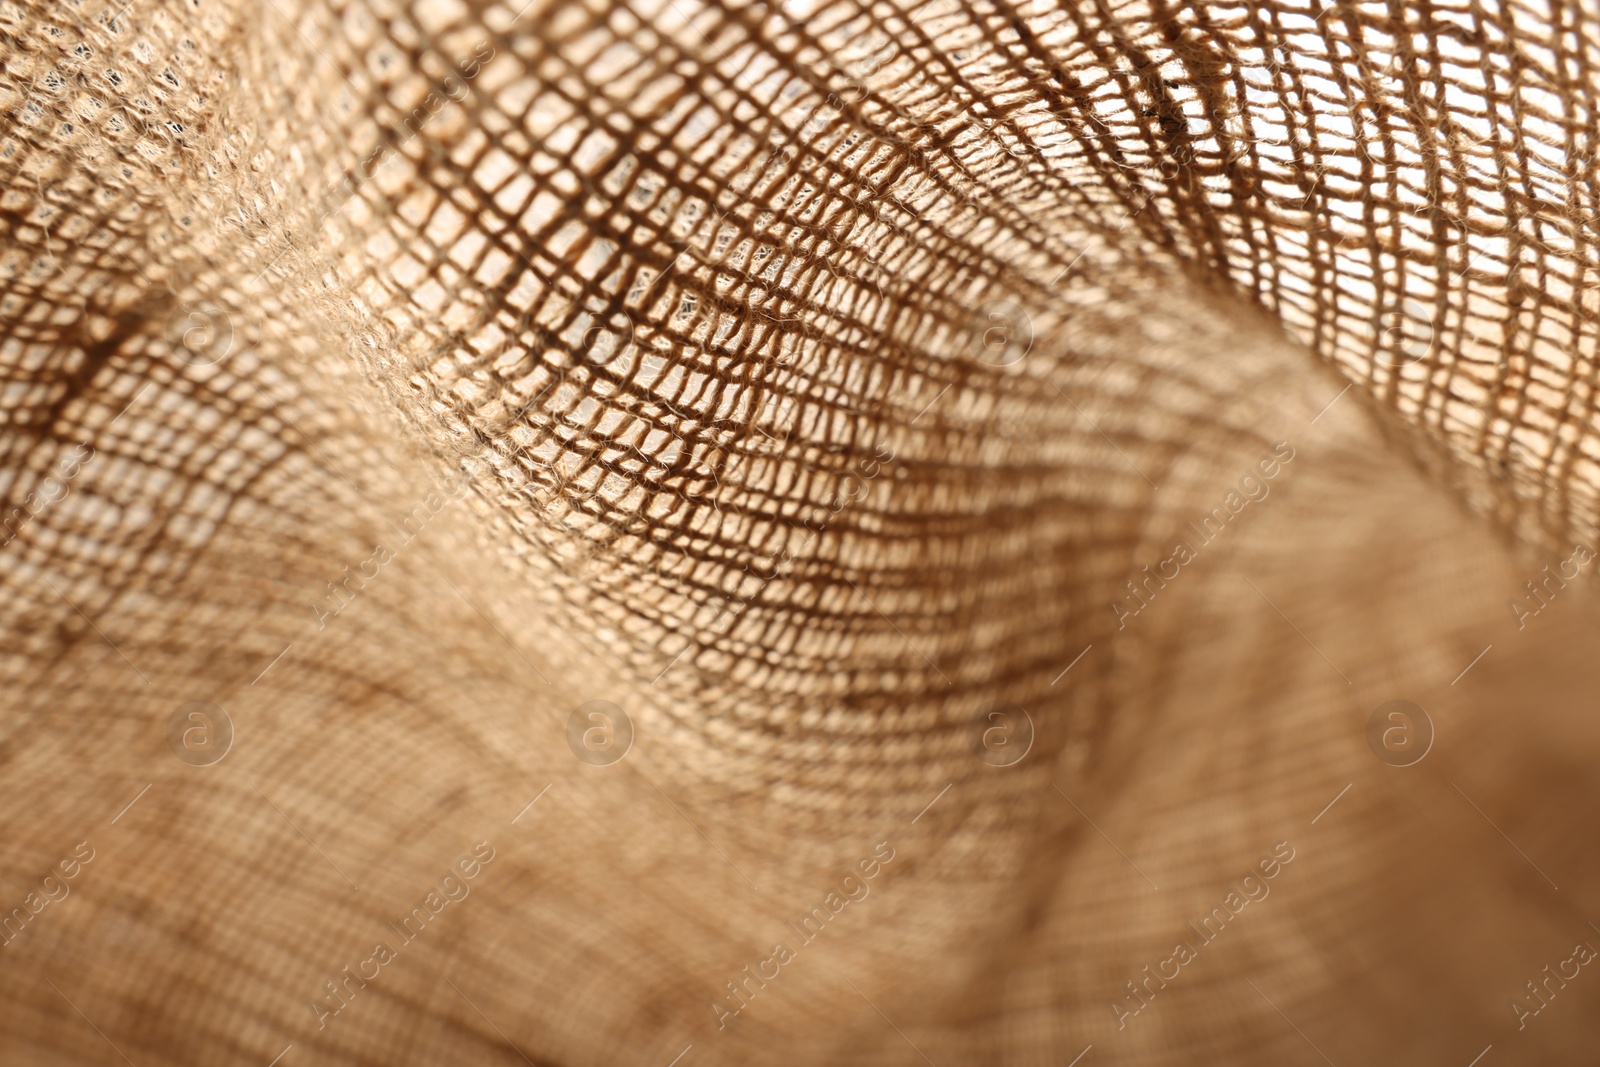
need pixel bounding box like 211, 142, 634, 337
3, 0, 1600, 1063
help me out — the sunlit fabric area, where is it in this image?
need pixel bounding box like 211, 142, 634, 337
3, 0, 1600, 1063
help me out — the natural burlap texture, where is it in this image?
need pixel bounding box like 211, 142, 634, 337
4, 0, 1600, 1063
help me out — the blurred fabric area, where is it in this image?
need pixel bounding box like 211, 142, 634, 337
3, 0, 1600, 1063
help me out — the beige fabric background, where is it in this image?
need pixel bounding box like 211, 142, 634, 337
3, 0, 1600, 1063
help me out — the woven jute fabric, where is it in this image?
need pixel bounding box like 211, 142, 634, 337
4, 0, 1600, 1063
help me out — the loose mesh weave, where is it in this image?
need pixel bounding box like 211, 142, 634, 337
4, 0, 1600, 1064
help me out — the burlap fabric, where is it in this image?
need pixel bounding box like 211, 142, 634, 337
4, 0, 1600, 1063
